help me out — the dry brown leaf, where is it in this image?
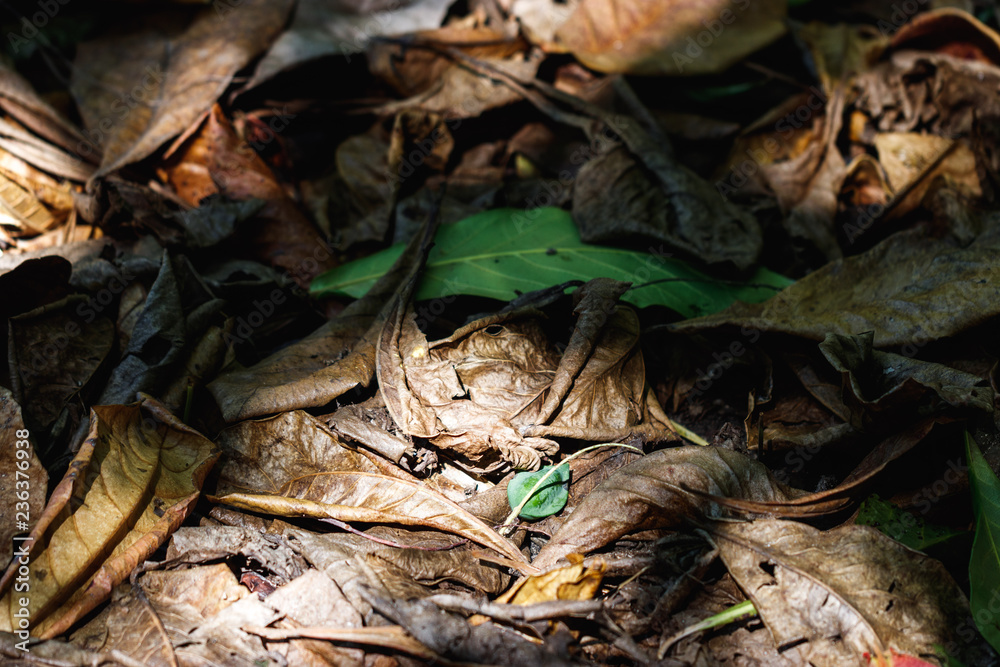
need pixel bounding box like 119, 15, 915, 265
71, 0, 293, 179
670, 222, 1000, 347
531, 446, 803, 570
0, 61, 88, 156
246, 0, 456, 90
553, 0, 787, 75
370, 27, 541, 118
212, 472, 529, 566
512, 0, 580, 49
319, 111, 454, 250
380, 278, 677, 473
258, 569, 365, 666
756, 87, 847, 262
0, 396, 219, 638
0, 146, 76, 213
207, 210, 437, 422
360, 588, 578, 666
0, 389, 47, 570
889, 7, 1000, 64
573, 142, 764, 270
214, 409, 392, 496
9, 296, 115, 435
819, 331, 992, 428
70, 582, 177, 666
159, 104, 334, 286
710, 518, 980, 665
0, 170, 53, 233
874, 132, 981, 216
120, 563, 277, 666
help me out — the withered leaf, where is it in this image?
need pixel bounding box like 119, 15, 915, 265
214, 410, 387, 497
709, 519, 982, 665
159, 105, 334, 286
9, 296, 114, 434
208, 215, 437, 421
531, 446, 802, 570
116, 563, 278, 666
378, 297, 561, 472
671, 223, 1000, 347
373, 29, 542, 119
246, 0, 455, 89
380, 278, 676, 473
553, 0, 786, 75
0, 396, 219, 638
0, 389, 47, 570
212, 471, 529, 565
97, 252, 224, 412
573, 143, 763, 271
361, 588, 578, 666
819, 331, 993, 429
71, 0, 293, 179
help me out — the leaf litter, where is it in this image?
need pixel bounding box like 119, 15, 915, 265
0, 2, 999, 666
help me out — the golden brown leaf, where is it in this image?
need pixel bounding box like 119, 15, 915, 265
554, 0, 786, 75
212, 471, 530, 566
0, 396, 219, 638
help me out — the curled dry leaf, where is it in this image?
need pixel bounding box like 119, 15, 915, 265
531, 446, 803, 570
819, 331, 993, 429
371, 28, 542, 119
212, 471, 529, 566
496, 554, 604, 605
0, 396, 219, 639
213, 409, 388, 497
208, 214, 437, 421
159, 104, 335, 286
709, 519, 983, 666
873, 132, 981, 218
379, 278, 673, 473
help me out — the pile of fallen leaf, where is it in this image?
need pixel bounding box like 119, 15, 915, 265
1, 0, 1000, 665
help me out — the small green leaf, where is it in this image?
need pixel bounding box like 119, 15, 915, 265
310, 208, 792, 318
856, 494, 965, 552
967, 430, 1000, 652
507, 464, 570, 520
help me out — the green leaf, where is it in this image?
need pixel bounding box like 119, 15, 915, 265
855, 494, 965, 552
310, 208, 792, 318
507, 464, 570, 520
967, 430, 1000, 652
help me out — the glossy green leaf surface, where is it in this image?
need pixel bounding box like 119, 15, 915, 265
507, 464, 571, 520
310, 208, 792, 318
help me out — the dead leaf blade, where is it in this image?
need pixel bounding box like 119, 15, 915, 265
0, 396, 219, 638
213, 471, 529, 565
